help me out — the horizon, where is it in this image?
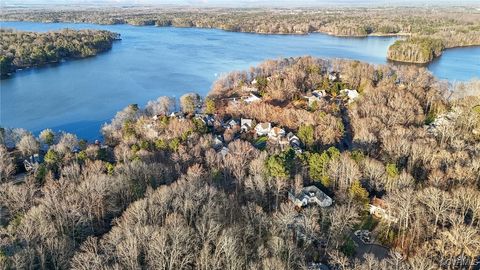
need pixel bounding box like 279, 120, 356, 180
3, 0, 480, 8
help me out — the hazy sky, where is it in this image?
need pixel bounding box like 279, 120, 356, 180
3, 0, 479, 7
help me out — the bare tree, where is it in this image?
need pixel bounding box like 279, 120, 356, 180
145, 96, 175, 116
419, 187, 452, 234
18, 133, 39, 158
0, 145, 15, 182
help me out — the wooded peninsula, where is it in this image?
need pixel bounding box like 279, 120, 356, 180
1, 57, 479, 269
0, 29, 120, 76
1, 6, 480, 63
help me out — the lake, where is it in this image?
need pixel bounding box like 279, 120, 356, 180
1, 22, 479, 140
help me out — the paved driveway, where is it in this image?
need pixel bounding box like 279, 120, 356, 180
351, 233, 390, 260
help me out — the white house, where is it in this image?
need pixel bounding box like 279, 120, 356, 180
255, 122, 272, 136
288, 186, 332, 208
244, 93, 261, 104
340, 89, 359, 104
240, 118, 254, 132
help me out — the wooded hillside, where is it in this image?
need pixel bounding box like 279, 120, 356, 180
1, 57, 479, 269
0, 29, 120, 76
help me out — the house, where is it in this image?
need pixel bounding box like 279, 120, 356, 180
244, 93, 261, 104
304, 90, 326, 107
255, 122, 272, 136
328, 72, 339, 82
205, 115, 215, 127
212, 135, 224, 150
268, 127, 286, 141
304, 95, 321, 107
223, 119, 239, 129
369, 197, 398, 223
340, 89, 360, 104
287, 132, 301, 148
169, 111, 185, 119
194, 114, 215, 127
23, 154, 43, 173
240, 118, 254, 132
287, 132, 302, 152
312, 90, 326, 98
288, 186, 333, 208
241, 85, 258, 93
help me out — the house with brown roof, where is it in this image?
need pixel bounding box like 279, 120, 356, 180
369, 197, 398, 223
268, 127, 286, 141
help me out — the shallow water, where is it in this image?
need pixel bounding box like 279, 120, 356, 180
0, 22, 478, 140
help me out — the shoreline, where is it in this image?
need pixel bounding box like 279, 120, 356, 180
1, 19, 478, 67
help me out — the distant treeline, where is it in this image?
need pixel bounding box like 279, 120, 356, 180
0, 29, 120, 76
1, 7, 479, 63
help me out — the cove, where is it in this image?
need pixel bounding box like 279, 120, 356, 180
0, 22, 478, 140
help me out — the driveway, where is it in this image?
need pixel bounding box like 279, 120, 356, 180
351, 233, 390, 260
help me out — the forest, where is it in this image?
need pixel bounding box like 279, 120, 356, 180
1, 56, 479, 269
1, 6, 479, 63
0, 29, 120, 76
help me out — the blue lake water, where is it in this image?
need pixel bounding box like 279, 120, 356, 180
0, 21, 479, 140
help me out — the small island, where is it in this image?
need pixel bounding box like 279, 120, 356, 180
0, 29, 120, 76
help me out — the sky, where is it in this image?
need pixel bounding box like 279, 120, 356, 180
3, 0, 480, 7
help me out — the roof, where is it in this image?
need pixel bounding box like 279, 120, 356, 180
287, 132, 299, 141
244, 93, 261, 104
241, 85, 258, 93
340, 89, 359, 102
269, 127, 286, 137
312, 90, 326, 98
241, 118, 253, 127
255, 122, 271, 131
301, 186, 332, 207
371, 197, 386, 208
